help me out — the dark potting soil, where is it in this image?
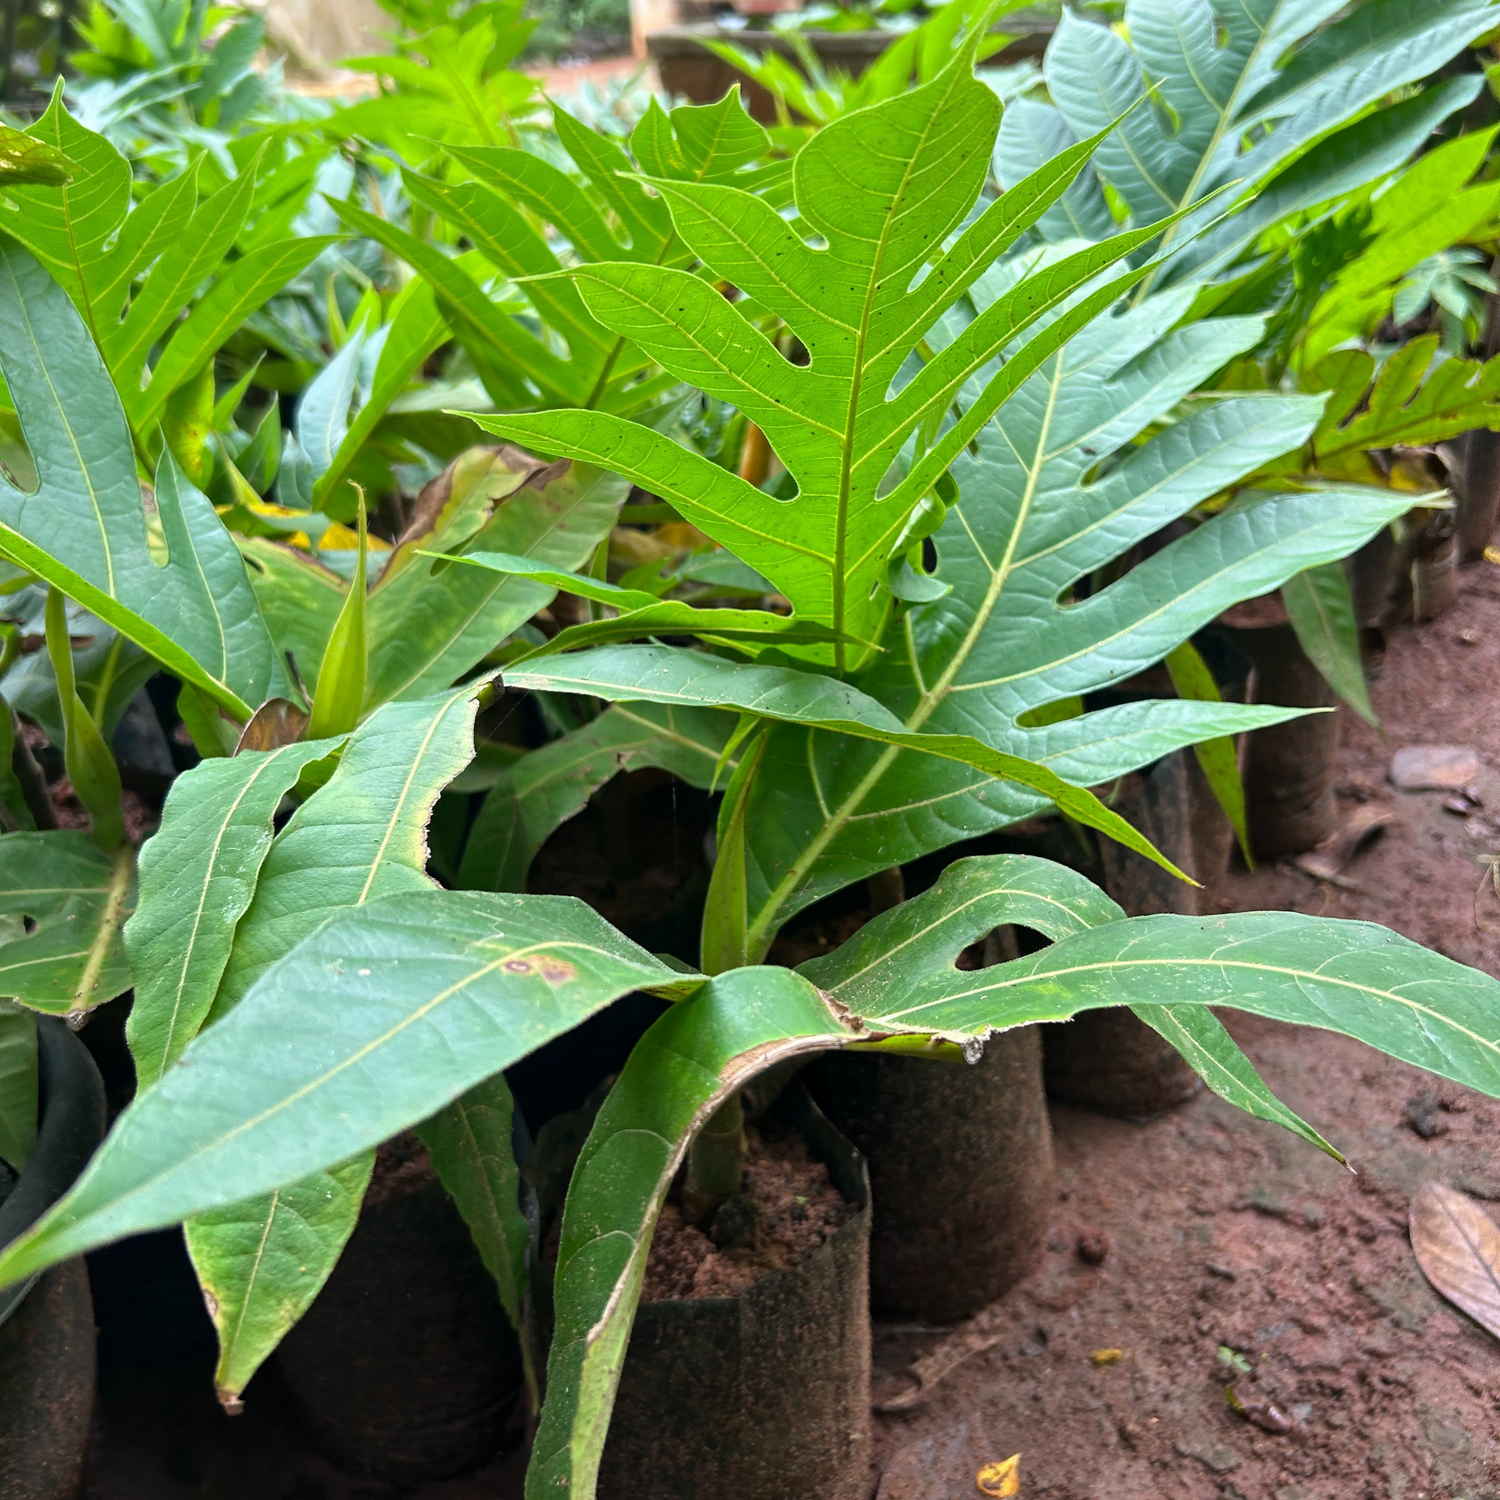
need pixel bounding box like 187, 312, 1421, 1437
871, 564, 1500, 1500
641, 1126, 852, 1302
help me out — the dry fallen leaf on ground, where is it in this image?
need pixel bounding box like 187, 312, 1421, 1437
976, 1454, 1020, 1497
1410, 1182, 1500, 1339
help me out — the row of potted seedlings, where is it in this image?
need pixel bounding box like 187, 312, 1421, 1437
5, 3, 1500, 1495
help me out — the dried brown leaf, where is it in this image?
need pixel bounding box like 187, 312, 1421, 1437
1409, 1181, 1500, 1339
234, 698, 310, 754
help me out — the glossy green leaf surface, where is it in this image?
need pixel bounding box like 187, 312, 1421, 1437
180, 686, 485, 1396
211, 686, 482, 1018
131, 235, 338, 430
365, 452, 628, 708
417, 1072, 536, 1400
1130, 1003, 1341, 1160
125, 739, 341, 1090
0, 833, 135, 1015
0, 889, 701, 1280
506, 642, 1202, 883
0, 121, 75, 187
1164, 639, 1251, 863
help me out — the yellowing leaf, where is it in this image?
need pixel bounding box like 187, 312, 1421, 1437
976, 1454, 1020, 1497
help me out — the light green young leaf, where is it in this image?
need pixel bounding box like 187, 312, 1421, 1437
443, 553, 857, 657
464, 37, 1170, 667
458, 702, 736, 893
305, 497, 367, 742
0, 121, 75, 188
130, 235, 339, 430
1281, 561, 1376, 726
0, 1001, 38, 1170
3, 86, 132, 343
1288, 338, 1500, 486
100, 156, 261, 396
0, 888, 703, 1284
1165, 639, 1252, 863
46, 584, 125, 851
124, 739, 342, 1090
310, 281, 449, 507
0, 832, 135, 1016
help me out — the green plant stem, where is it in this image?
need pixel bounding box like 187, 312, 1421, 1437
680, 1090, 746, 1226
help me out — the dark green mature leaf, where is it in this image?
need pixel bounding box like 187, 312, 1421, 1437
0, 1002, 38, 1170
797, 855, 1337, 1156
185, 1153, 374, 1412
181, 685, 485, 1401
1131, 1003, 1342, 1160
527, 967, 854, 1500
0, 239, 274, 718
733, 285, 1413, 953
853, 912, 1500, 1103
0, 889, 701, 1281
1281, 561, 1376, 726
505, 644, 1197, 881
458, 702, 736, 892
465, 36, 1176, 668
1009, 0, 1500, 281
211, 686, 482, 1019
310, 282, 449, 509
0, 833, 135, 1015
1165, 640, 1251, 863
417, 1073, 536, 1401
124, 740, 342, 1090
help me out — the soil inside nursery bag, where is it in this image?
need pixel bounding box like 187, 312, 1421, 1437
595, 1088, 872, 1500
276, 1133, 523, 1483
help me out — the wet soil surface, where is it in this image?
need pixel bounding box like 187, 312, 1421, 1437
872, 567, 1500, 1500
643, 1126, 852, 1302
